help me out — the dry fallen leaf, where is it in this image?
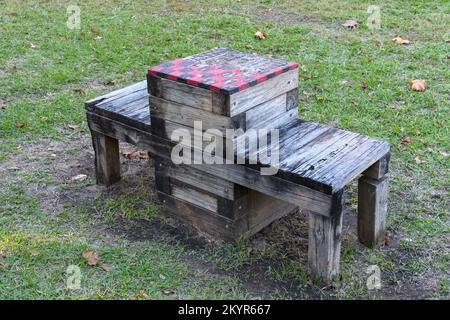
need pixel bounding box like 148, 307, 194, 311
360, 82, 368, 90
15, 122, 28, 128
82, 251, 98, 266
342, 20, 358, 29
438, 150, 449, 157
73, 88, 85, 96
68, 124, 80, 130
90, 28, 99, 35
29, 43, 37, 49
132, 290, 149, 299
105, 79, 117, 86
100, 263, 110, 271
121, 150, 149, 160
384, 234, 390, 246
408, 79, 426, 92
400, 136, 412, 145
414, 155, 427, 164
254, 31, 266, 40
71, 174, 87, 181
58, 35, 66, 41
392, 36, 410, 45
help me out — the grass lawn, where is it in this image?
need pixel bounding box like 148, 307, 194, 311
0, 0, 448, 299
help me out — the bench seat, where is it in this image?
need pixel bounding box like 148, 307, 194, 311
86, 80, 389, 195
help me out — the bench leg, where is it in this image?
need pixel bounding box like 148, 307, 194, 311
91, 131, 121, 186
308, 191, 344, 284
357, 176, 388, 247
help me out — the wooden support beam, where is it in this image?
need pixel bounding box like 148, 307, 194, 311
363, 153, 390, 180
90, 131, 121, 186
308, 190, 344, 283
358, 176, 388, 248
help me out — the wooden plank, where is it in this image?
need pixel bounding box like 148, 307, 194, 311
147, 75, 226, 114
363, 152, 390, 179
171, 181, 218, 213
150, 95, 232, 131
244, 92, 296, 130
229, 69, 298, 117
358, 176, 388, 248
162, 162, 240, 200
191, 163, 333, 217
157, 190, 236, 240
85, 80, 147, 107
308, 190, 344, 284
86, 112, 172, 157
90, 131, 121, 186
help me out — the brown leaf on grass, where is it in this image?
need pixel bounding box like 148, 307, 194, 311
73, 88, 85, 96
58, 35, 66, 41
30, 251, 39, 257
392, 36, 410, 45
15, 122, 28, 128
90, 28, 100, 35
132, 290, 149, 299
68, 124, 80, 130
360, 82, 368, 90
342, 20, 358, 29
414, 155, 427, 164
99, 263, 110, 271
400, 136, 412, 145
105, 79, 117, 86
81, 251, 98, 266
408, 79, 426, 92
254, 31, 266, 40
384, 234, 390, 246
121, 150, 149, 160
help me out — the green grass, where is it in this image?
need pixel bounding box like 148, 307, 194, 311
0, 0, 449, 299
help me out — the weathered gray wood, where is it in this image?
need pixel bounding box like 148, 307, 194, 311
229, 69, 298, 117
150, 95, 232, 131
171, 181, 219, 213
85, 80, 147, 107
157, 190, 237, 240
192, 163, 333, 216
363, 153, 390, 179
91, 131, 121, 186
147, 75, 226, 114
308, 190, 344, 283
358, 176, 388, 247
162, 162, 241, 200
244, 91, 297, 130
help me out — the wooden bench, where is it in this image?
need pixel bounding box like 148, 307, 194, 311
85, 49, 390, 283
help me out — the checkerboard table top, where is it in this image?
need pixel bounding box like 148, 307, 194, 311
147, 48, 298, 95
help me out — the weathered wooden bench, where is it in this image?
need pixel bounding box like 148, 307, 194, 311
85, 48, 390, 283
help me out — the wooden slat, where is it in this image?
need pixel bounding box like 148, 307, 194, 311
229, 69, 298, 117
148, 75, 226, 114
171, 181, 218, 213
85, 81, 147, 107
150, 95, 232, 131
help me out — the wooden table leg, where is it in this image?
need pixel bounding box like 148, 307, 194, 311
308, 190, 344, 283
91, 130, 121, 186
358, 153, 390, 247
